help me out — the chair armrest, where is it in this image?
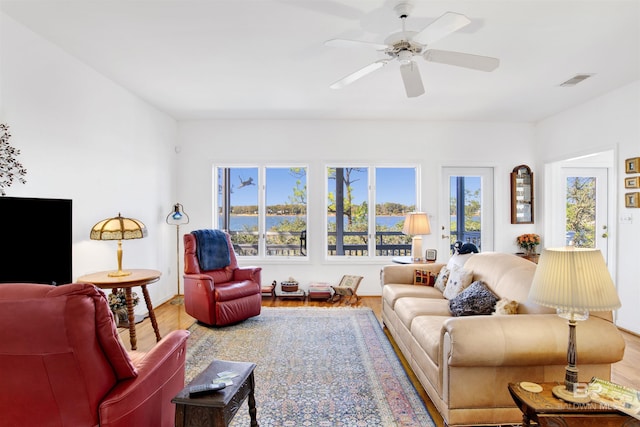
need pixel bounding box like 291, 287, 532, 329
183, 273, 213, 282
99, 330, 190, 427
441, 314, 625, 367
234, 266, 262, 284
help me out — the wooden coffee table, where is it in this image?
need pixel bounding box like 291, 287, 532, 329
173, 359, 258, 427
508, 382, 639, 427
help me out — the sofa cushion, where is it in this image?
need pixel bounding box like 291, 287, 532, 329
395, 297, 451, 329
449, 280, 499, 316
434, 266, 451, 293
411, 315, 450, 367
382, 284, 444, 309
414, 269, 437, 286
443, 265, 474, 299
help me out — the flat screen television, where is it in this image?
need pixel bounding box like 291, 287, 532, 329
0, 196, 72, 286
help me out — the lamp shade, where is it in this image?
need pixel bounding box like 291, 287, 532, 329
528, 247, 621, 313
90, 213, 148, 240
166, 203, 189, 225
402, 212, 431, 235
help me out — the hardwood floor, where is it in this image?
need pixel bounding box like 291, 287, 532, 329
122, 296, 640, 426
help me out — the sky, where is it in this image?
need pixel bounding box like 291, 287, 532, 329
221, 167, 417, 207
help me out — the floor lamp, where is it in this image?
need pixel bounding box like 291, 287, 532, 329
166, 203, 189, 305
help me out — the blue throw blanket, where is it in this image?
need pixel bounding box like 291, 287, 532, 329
192, 229, 231, 271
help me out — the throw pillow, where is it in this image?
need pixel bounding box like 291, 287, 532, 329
446, 253, 475, 271
449, 280, 499, 316
434, 266, 450, 293
413, 269, 436, 286
443, 264, 474, 299
493, 298, 519, 315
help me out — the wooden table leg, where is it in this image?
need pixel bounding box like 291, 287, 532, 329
248, 371, 259, 427
141, 285, 161, 343
124, 287, 137, 350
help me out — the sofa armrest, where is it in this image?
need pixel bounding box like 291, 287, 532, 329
234, 266, 262, 283
442, 314, 625, 367
99, 330, 190, 427
381, 263, 444, 287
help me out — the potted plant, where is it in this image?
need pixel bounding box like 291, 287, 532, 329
516, 233, 541, 262
108, 290, 139, 327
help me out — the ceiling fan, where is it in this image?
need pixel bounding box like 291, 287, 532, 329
325, 1, 500, 98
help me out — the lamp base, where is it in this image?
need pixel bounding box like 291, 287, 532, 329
108, 270, 132, 277
552, 385, 591, 404
411, 236, 423, 261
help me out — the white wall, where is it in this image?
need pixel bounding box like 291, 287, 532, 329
177, 119, 536, 295
1, 12, 179, 309
536, 80, 640, 334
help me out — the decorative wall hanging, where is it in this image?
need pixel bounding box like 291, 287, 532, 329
625, 157, 640, 174
625, 192, 639, 208
624, 176, 639, 189
0, 123, 27, 196
511, 165, 534, 224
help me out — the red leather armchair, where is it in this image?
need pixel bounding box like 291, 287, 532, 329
0, 282, 189, 427
183, 231, 262, 326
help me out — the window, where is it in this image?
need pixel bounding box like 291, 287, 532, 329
441, 167, 494, 258
326, 165, 417, 258
216, 166, 307, 258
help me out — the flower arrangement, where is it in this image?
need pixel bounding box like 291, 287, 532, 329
108, 290, 139, 313
516, 233, 541, 254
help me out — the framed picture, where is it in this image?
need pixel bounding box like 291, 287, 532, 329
625, 192, 640, 208
625, 176, 640, 189
625, 157, 640, 174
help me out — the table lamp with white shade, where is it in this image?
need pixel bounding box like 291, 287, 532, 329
528, 246, 621, 403
402, 212, 431, 261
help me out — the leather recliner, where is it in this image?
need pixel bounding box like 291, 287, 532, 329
0, 282, 189, 427
183, 231, 262, 326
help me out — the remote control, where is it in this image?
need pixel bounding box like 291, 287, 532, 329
188, 382, 226, 397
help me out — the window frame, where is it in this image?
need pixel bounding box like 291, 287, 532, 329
324, 163, 421, 262
214, 163, 309, 261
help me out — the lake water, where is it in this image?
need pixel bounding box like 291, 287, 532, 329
227, 215, 405, 231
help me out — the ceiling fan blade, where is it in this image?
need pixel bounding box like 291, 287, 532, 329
423, 49, 500, 72
325, 38, 388, 51
330, 59, 389, 89
399, 62, 425, 98
413, 12, 471, 45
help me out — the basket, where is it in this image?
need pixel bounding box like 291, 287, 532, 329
281, 281, 299, 292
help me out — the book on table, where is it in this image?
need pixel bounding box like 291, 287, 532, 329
588, 377, 640, 420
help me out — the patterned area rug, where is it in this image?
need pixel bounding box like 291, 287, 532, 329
185, 306, 435, 427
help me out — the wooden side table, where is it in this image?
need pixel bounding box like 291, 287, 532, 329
172, 359, 258, 427
508, 382, 640, 427
77, 268, 162, 350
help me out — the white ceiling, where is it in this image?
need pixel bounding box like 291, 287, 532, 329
2, 0, 639, 122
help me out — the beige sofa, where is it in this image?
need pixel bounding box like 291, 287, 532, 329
381, 252, 625, 427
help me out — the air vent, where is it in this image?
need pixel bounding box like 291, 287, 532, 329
560, 74, 594, 87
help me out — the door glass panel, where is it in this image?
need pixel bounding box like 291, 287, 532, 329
449, 176, 482, 251
565, 176, 596, 248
